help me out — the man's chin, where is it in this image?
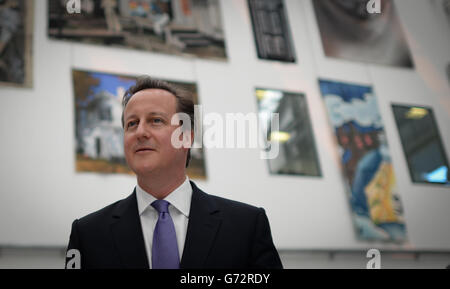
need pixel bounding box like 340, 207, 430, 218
130, 164, 157, 176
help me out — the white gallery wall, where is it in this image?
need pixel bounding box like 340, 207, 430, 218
0, 0, 449, 254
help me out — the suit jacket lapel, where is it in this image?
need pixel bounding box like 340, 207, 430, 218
180, 182, 222, 268
110, 189, 149, 269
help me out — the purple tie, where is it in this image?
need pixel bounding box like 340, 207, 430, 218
151, 200, 180, 269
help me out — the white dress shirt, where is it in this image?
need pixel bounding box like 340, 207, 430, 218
136, 176, 192, 269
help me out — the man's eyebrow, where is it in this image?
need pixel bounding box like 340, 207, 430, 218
124, 112, 169, 122
148, 112, 169, 118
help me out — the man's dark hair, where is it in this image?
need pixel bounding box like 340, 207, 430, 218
122, 76, 194, 168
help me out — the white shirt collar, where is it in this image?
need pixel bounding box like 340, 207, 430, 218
136, 176, 192, 217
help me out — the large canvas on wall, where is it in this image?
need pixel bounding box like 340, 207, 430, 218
312, 0, 413, 68
319, 79, 407, 242
392, 104, 449, 184
0, 0, 33, 87
255, 88, 321, 176
73, 69, 206, 179
49, 0, 226, 60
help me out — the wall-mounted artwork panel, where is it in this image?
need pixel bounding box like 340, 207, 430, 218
0, 0, 33, 87
49, 0, 227, 60
256, 88, 321, 176
248, 0, 295, 62
312, 0, 413, 68
392, 104, 449, 184
319, 79, 407, 242
73, 69, 207, 179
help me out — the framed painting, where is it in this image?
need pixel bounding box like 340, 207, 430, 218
312, 0, 413, 68
392, 104, 449, 184
319, 79, 407, 242
248, 0, 295, 62
49, 0, 227, 60
0, 0, 33, 87
73, 68, 207, 179
255, 88, 321, 176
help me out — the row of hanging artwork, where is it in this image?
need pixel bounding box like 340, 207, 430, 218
6, 0, 450, 87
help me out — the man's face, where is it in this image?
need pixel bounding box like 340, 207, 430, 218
123, 89, 187, 176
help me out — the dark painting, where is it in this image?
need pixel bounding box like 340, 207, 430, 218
392, 104, 449, 184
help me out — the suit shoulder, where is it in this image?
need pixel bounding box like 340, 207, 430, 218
206, 193, 262, 215
191, 182, 262, 215
76, 194, 130, 227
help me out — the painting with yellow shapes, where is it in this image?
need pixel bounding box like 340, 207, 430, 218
320, 79, 407, 242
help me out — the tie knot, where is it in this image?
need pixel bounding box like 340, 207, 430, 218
151, 200, 170, 214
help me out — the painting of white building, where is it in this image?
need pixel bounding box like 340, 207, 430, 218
79, 89, 125, 161
73, 69, 207, 178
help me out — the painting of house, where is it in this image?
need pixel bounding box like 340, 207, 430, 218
73, 70, 133, 174
72, 69, 207, 178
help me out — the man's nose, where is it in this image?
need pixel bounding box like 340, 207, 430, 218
136, 121, 151, 140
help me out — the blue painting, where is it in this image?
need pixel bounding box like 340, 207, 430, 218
319, 79, 407, 242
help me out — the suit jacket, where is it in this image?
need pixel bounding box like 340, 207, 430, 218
65, 181, 283, 269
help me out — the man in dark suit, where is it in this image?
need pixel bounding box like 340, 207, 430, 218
65, 77, 282, 269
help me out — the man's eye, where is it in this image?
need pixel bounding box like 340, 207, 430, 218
127, 120, 137, 128
152, 118, 163, 124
